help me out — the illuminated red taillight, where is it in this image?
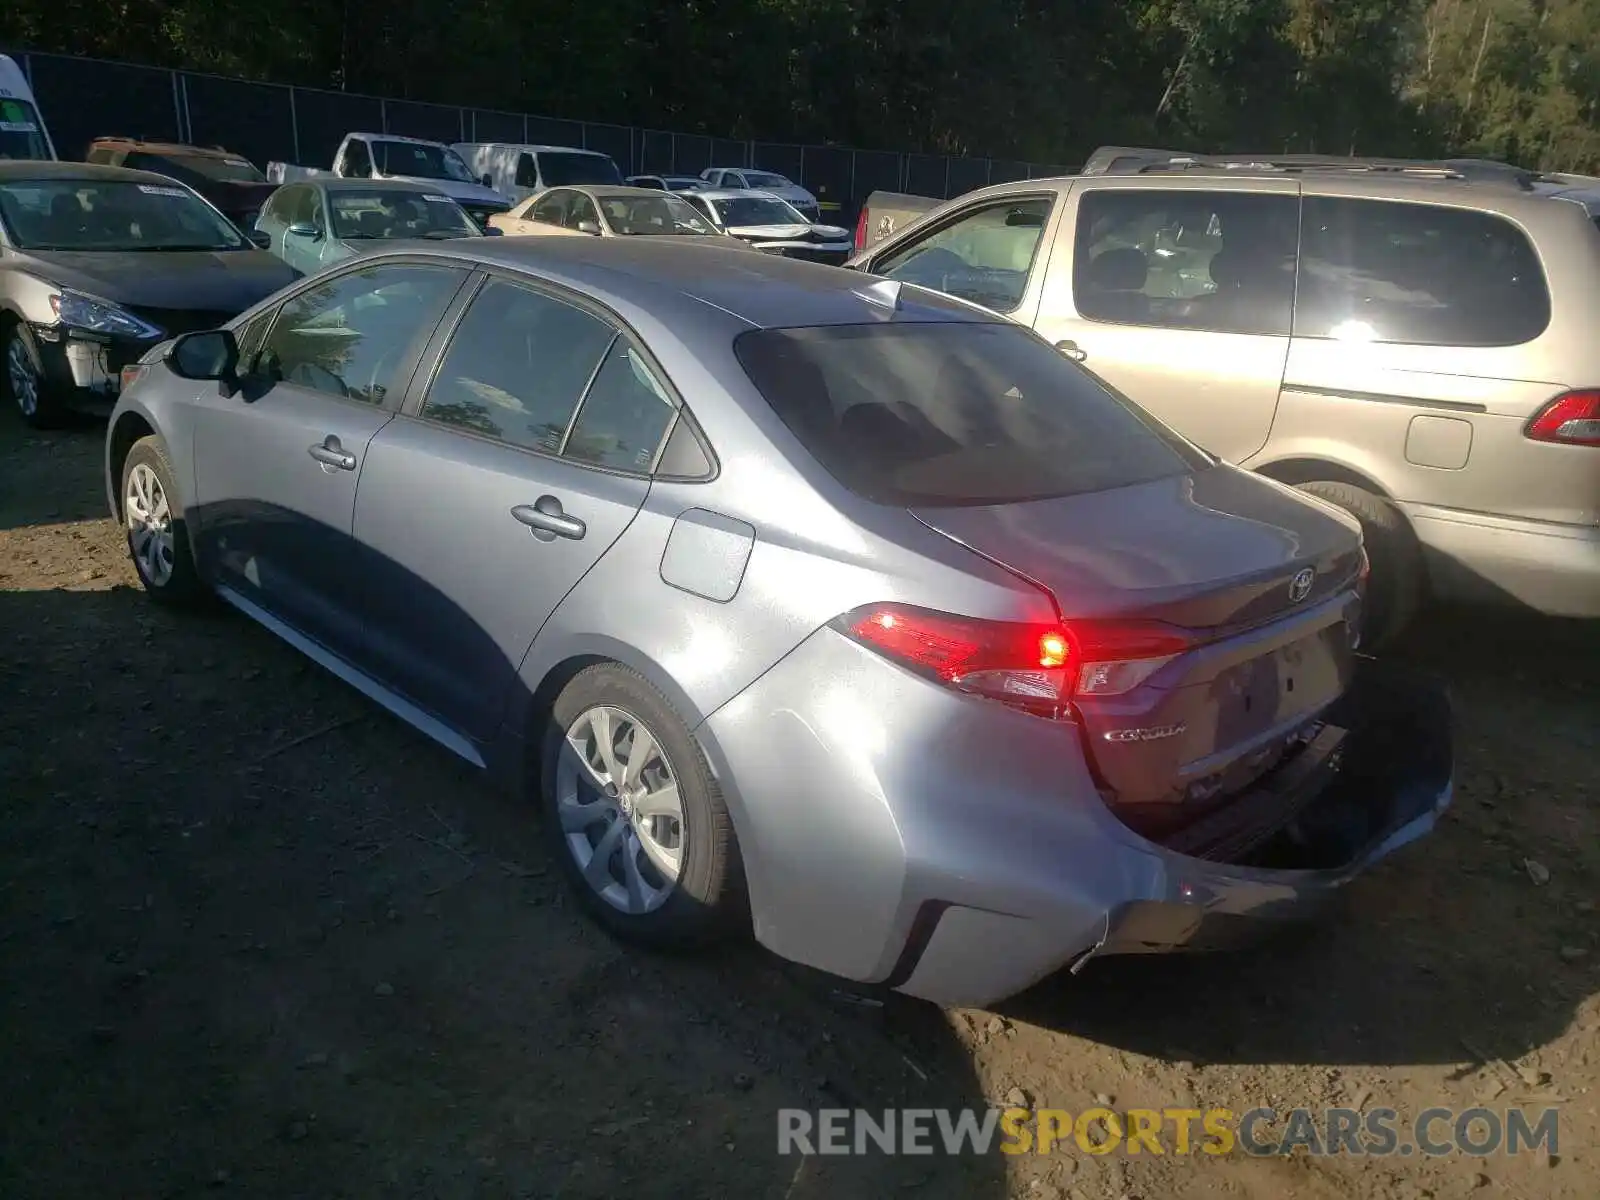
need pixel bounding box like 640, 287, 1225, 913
1526, 390, 1600, 447
852, 204, 870, 255
119, 364, 147, 392
835, 603, 1195, 715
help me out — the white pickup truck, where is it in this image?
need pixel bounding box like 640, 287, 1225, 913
267, 132, 512, 228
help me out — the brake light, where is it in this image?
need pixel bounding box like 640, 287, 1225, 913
1526, 390, 1600, 447
836, 603, 1195, 715
119, 364, 147, 392
853, 204, 870, 255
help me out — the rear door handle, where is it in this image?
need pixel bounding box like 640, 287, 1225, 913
1055, 339, 1088, 363
512, 496, 587, 542
308, 436, 357, 471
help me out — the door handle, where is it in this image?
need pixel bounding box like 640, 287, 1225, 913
308, 436, 357, 471
1055, 339, 1088, 363
512, 496, 587, 542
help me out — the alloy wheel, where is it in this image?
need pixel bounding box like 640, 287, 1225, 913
7, 333, 38, 418
555, 704, 685, 915
125, 463, 176, 586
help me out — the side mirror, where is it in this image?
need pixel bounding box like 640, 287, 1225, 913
577, 220, 601, 236
480, 172, 493, 187
286, 221, 321, 241
482, 225, 503, 236
167, 329, 240, 390
246, 229, 271, 249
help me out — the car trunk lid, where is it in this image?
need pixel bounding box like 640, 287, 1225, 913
913, 467, 1365, 814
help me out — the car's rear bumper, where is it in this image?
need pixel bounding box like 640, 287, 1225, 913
1402, 502, 1600, 618
700, 631, 1452, 1010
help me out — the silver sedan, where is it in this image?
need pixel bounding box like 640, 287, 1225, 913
103, 239, 1452, 1008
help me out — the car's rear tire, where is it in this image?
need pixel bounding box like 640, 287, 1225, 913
1296, 480, 1422, 648
540, 663, 743, 947
3, 319, 67, 429
121, 435, 208, 606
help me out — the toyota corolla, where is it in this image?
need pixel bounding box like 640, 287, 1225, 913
102, 239, 1452, 1008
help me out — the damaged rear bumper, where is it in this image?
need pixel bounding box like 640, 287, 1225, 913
702, 628, 1453, 1011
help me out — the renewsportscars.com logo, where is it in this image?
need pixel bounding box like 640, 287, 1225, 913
777, 1106, 1560, 1158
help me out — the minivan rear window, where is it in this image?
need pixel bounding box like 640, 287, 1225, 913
1296, 197, 1551, 347
735, 322, 1207, 507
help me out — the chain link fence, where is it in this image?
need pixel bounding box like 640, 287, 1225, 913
5, 49, 1077, 221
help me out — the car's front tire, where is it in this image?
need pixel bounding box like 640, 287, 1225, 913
3, 320, 66, 429
121, 435, 207, 606
540, 663, 744, 947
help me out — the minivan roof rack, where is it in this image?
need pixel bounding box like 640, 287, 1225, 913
1081, 145, 1546, 190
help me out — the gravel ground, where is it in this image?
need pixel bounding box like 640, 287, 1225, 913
2, 406, 1595, 1199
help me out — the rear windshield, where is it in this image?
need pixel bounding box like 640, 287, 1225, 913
735, 322, 1207, 507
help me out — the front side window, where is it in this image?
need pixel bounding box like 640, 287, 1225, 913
341, 140, 373, 176
419, 279, 616, 452
736, 321, 1205, 507
1072, 189, 1298, 337
329, 190, 480, 241
563, 340, 677, 470
874, 197, 1053, 315
0, 178, 247, 251
0, 98, 49, 160
536, 152, 622, 187
371, 139, 475, 184
566, 193, 601, 231
597, 193, 714, 236
515, 153, 539, 189
259, 265, 463, 405
1296, 197, 1550, 347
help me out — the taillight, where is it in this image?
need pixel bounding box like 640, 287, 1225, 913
1526, 390, 1600, 447
853, 204, 870, 255
835, 603, 1195, 716
119, 364, 147, 392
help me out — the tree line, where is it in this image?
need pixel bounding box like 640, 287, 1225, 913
5, 0, 1597, 171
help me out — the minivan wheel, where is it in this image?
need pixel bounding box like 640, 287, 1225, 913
121, 435, 207, 606
1296, 480, 1423, 648
540, 663, 743, 946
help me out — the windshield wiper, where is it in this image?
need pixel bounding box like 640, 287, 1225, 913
130, 243, 238, 252
420, 229, 470, 239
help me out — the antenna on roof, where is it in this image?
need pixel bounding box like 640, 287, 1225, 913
856, 278, 903, 311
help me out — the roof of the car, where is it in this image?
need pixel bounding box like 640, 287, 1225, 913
0, 160, 197, 186
88, 138, 243, 159
552, 185, 696, 200
351, 132, 453, 146
356, 237, 995, 331
462, 143, 607, 155
311, 177, 455, 195
691, 188, 787, 202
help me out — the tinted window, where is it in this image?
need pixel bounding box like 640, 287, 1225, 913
735, 322, 1205, 507
328, 190, 479, 240
0, 99, 51, 160
515, 153, 539, 188
537, 152, 622, 187
341, 140, 372, 176
420, 279, 615, 452
371, 140, 475, 183
1072, 190, 1297, 336
1296, 197, 1550, 347
260, 265, 462, 405
564, 340, 677, 471
874, 197, 1052, 315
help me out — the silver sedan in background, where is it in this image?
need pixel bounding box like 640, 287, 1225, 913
102, 240, 1452, 1008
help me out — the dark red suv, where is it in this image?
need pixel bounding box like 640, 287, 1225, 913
84, 138, 279, 231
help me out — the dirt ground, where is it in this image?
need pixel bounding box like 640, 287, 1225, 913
1, 404, 1596, 1200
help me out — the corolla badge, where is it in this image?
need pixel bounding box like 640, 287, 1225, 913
1289, 567, 1316, 603
1104, 723, 1187, 743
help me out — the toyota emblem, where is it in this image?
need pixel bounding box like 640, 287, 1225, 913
1289, 567, 1316, 603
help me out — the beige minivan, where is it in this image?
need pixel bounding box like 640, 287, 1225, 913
847, 151, 1600, 643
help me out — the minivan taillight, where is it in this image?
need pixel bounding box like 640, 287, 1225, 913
1526, 390, 1600, 447
853, 204, 870, 255
835, 603, 1196, 715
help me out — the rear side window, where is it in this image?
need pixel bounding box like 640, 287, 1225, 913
1072, 189, 1298, 336
735, 322, 1207, 507
1296, 197, 1550, 347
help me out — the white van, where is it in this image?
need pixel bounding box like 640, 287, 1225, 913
453, 142, 622, 204
0, 55, 57, 160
